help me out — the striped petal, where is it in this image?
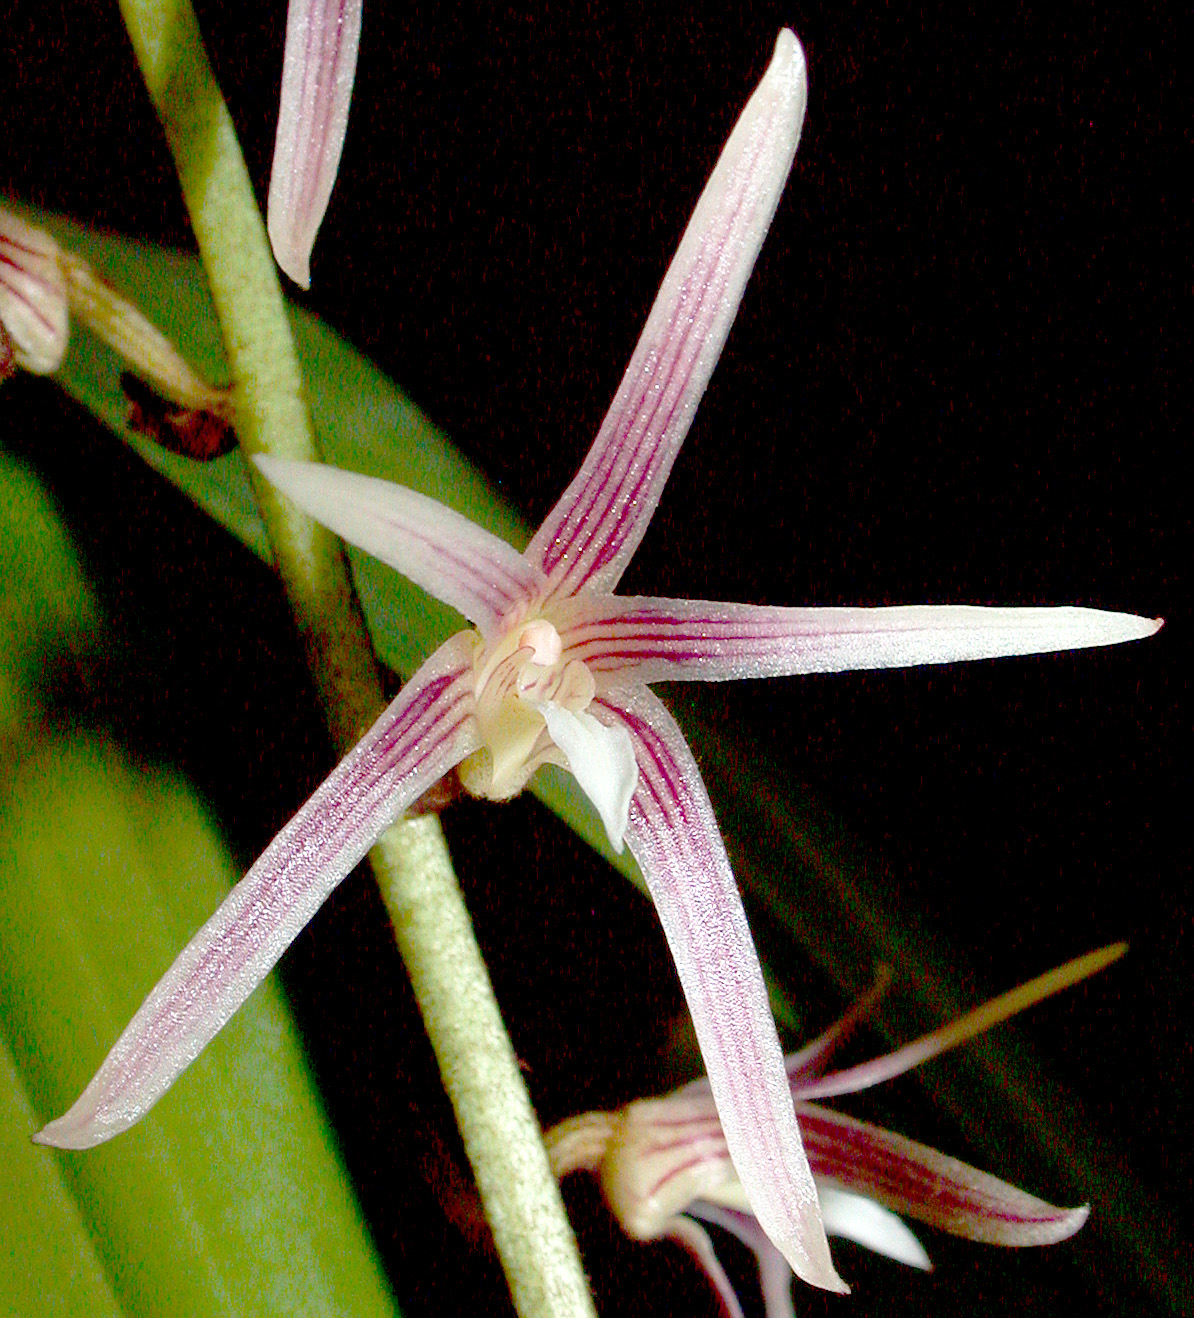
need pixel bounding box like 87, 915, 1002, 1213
34, 633, 479, 1150
595, 684, 845, 1293
797, 1102, 1089, 1247
792, 943, 1127, 1103
526, 31, 808, 599
555, 596, 1162, 686
267, 0, 363, 288
0, 204, 68, 375
689, 1202, 798, 1318
254, 455, 545, 635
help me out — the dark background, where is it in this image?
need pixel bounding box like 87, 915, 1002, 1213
3, 2, 1186, 1315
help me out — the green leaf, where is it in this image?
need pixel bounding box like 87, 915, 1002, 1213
0, 735, 402, 1318
0, 1033, 125, 1318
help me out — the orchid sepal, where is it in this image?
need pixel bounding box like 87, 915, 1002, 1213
267, 0, 363, 288
34, 633, 479, 1150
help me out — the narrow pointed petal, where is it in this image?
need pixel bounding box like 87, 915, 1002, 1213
267, 0, 363, 288
689, 1203, 798, 1318
817, 1187, 931, 1270
254, 455, 545, 634
56, 249, 232, 419
666, 1215, 748, 1318
0, 205, 68, 374
794, 943, 1127, 1102
797, 1102, 1090, 1246
35, 634, 479, 1150
595, 684, 845, 1293
556, 596, 1162, 686
784, 966, 892, 1084
527, 31, 808, 599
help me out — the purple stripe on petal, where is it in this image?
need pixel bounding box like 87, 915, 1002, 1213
553, 596, 1162, 687
526, 32, 808, 600
595, 684, 844, 1293
796, 1103, 1090, 1247
254, 455, 543, 634
0, 205, 68, 374
267, 0, 363, 288
35, 634, 480, 1150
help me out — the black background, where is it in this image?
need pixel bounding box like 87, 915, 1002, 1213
2, 2, 1186, 1315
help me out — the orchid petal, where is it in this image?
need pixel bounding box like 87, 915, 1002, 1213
556, 596, 1162, 686
793, 943, 1128, 1102
797, 1102, 1089, 1246
538, 703, 636, 851
784, 966, 892, 1085
0, 204, 68, 375
34, 634, 479, 1150
689, 1202, 797, 1318
254, 455, 544, 635
665, 1214, 747, 1318
267, 0, 363, 288
817, 1187, 931, 1270
595, 684, 846, 1293
527, 31, 808, 599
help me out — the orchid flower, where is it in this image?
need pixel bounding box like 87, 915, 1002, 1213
267, 0, 363, 288
545, 945, 1124, 1318
35, 30, 1158, 1295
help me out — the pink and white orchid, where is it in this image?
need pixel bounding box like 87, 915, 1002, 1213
36, 30, 1157, 1295
546, 945, 1123, 1317
267, 0, 363, 288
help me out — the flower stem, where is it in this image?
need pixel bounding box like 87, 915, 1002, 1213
374, 817, 598, 1318
115, 3, 594, 1314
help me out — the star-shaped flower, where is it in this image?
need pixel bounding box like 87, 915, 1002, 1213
545, 945, 1123, 1317
36, 31, 1157, 1294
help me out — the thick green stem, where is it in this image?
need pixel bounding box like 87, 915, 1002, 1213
115, 3, 595, 1315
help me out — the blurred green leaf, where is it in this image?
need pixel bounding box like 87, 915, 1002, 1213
0, 1033, 125, 1318
0, 735, 402, 1318
0, 452, 99, 738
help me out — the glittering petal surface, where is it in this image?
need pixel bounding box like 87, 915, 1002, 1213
596, 684, 844, 1292
35, 635, 479, 1150
0, 204, 68, 374
527, 31, 808, 600
254, 455, 544, 635
555, 596, 1162, 686
797, 1102, 1089, 1246
267, 0, 363, 287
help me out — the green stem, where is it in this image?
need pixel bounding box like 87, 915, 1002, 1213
375, 819, 598, 1318
115, 4, 595, 1315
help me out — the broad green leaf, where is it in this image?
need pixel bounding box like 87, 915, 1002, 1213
0, 735, 402, 1318
0, 1033, 125, 1318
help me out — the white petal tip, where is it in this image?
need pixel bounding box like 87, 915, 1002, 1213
540, 705, 637, 851
267, 215, 313, 289
820, 1187, 932, 1271
32, 1106, 114, 1152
